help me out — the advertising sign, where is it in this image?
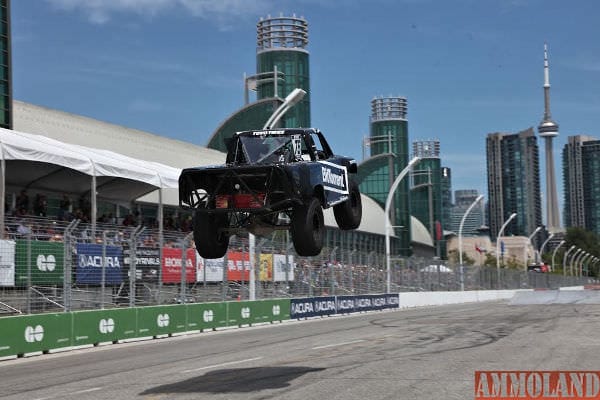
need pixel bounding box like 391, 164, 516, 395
273, 254, 294, 282
290, 296, 336, 319
161, 247, 195, 284
76, 243, 123, 285
15, 240, 64, 286
0, 240, 15, 286
258, 253, 272, 281
196, 254, 224, 282
123, 246, 160, 282
226, 251, 249, 281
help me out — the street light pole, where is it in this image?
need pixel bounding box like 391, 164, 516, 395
550, 240, 565, 272
385, 156, 421, 293
524, 226, 542, 270
562, 245, 576, 276
569, 248, 584, 276
458, 194, 484, 291
537, 232, 554, 264
496, 213, 517, 282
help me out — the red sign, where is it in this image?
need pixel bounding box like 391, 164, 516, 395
226, 251, 250, 281
161, 248, 196, 283
475, 371, 600, 400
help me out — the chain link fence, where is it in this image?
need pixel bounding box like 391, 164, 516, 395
0, 216, 594, 315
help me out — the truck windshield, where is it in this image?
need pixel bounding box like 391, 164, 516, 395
239, 135, 294, 164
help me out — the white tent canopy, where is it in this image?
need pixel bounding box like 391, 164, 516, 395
0, 127, 182, 236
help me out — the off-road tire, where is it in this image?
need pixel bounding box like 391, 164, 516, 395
333, 180, 362, 230
193, 210, 229, 259
291, 197, 324, 257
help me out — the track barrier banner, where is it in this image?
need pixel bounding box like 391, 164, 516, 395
72, 308, 137, 346
75, 243, 123, 285
0, 239, 15, 286
15, 240, 64, 286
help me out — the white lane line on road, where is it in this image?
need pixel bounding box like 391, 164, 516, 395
312, 339, 365, 350
182, 357, 263, 373
33, 387, 102, 400
71, 387, 103, 395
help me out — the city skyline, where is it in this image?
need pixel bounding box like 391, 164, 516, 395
11, 1, 600, 208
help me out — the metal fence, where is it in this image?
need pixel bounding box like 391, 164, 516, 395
0, 216, 594, 315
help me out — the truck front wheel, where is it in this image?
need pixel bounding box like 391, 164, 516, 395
193, 211, 230, 259
291, 197, 324, 257
333, 180, 362, 230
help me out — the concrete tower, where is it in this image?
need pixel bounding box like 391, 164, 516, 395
537, 43, 560, 232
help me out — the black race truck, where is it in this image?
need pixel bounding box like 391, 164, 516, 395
179, 128, 362, 259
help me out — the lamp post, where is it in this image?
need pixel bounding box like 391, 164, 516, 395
458, 194, 484, 291
385, 156, 421, 293
496, 213, 517, 285
571, 249, 584, 276
579, 253, 592, 277
524, 226, 542, 270
245, 88, 307, 301
537, 232, 554, 264
550, 240, 565, 272
562, 245, 576, 276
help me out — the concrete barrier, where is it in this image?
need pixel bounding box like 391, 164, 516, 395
398, 290, 525, 309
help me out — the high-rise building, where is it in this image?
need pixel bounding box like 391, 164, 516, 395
0, 0, 12, 129
486, 128, 542, 242
357, 96, 411, 255
563, 135, 600, 236
207, 14, 310, 151
538, 43, 560, 232
255, 14, 310, 128
449, 189, 484, 236
411, 140, 443, 252
440, 166, 452, 232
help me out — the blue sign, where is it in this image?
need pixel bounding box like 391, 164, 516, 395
290, 296, 336, 319
76, 243, 123, 285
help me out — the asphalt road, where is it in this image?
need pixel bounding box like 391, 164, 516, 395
1, 300, 600, 400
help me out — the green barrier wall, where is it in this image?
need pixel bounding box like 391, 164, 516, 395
0, 313, 72, 357
137, 305, 188, 337
15, 240, 64, 286
187, 302, 228, 331
72, 308, 137, 346
0, 299, 292, 358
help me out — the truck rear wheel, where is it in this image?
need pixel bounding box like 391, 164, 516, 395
333, 180, 362, 230
291, 197, 324, 257
193, 211, 229, 259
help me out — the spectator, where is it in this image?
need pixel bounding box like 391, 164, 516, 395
16, 190, 29, 214
58, 193, 71, 220
33, 194, 48, 217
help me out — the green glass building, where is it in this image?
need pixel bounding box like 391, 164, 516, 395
411, 140, 443, 255
357, 97, 411, 255
207, 14, 310, 151
0, 0, 11, 129
563, 135, 600, 236
256, 14, 310, 128
486, 128, 542, 242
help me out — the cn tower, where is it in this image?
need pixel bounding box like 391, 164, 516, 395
537, 43, 561, 232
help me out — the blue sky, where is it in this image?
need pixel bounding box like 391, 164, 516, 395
11, 0, 600, 206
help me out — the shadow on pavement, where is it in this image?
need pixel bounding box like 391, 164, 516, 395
140, 366, 326, 394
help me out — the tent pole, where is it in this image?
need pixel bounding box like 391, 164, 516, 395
91, 174, 97, 240
158, 187, 164, 303
0, 145, 5, 239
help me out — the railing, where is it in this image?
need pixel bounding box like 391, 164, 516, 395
0, 216, 594, 315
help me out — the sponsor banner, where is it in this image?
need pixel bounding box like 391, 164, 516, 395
122, 246, 160, 282
475, 371, 600, 400
161, 248, 195, 284
0, 240, 15, 286
15, 240, 64, 286
336, 295, 356, 314
290, 296, 336, 319
227, 251, 249, 281
76, 243, 123, 285
197, 255, 225, 282
385, 293, 400, 309
273, 254, 295, 282
258, 253, 273, 281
